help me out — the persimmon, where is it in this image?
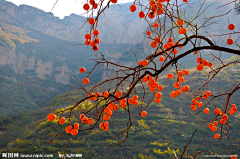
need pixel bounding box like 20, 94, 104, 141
168, 38, 173, 42
99, 123, 104, 129
231, 155, 237, 159
48, 113, 56, 121
82, 117, 88, 123
196, 57, 202, 63
88, 118, 93, 125
79, 67, 85, 73
231, 104, 236, 108
192, 99, 198, 105
175, 71, 182, 77
220, 119, 226, 125
130, 4, 137, 12
93, 3, 98, 9
59, 117, 65, 125
151, 41, 157, 48
208, 62, 213, 67
116, 91, 122, 97
141, 111, 147, 117
103, 91, 109, 97
196, 64, 203, 71
208, 123, 212, 129
83, 3, 90, 11
214, 134, 220, 139
142, 59, 148, 66
146, 31, 151, 35
222, 114, 228, 121
182, 70, 189, 76
176, 90, 181, 96
155, 37, 161, 43
213, 121, 218, 126
139, 11, 145, 18
148, 12, 156, 19
83, 78, 90, 84
120, 103, 126, 108
111, 0, 117, 3
178, 27, 187, 34
156, 92, 162, 98
164, 44, 170, 49
215, 108, 220, 114
121, 98, 127, 103
195, 96, 200, 101
152, 4, 157, 11
177, 19, 184, 26
158, 56, 164, 62
113, 104, 119, 110
183, 0, 187, 2
150, 87, 156, 92
172, 48, 178, 54
95, 38, 100, 44
93, 45, 98, 51
202, 60, 208, 66
85, 33, 91, 39
153, 23, 158, 28
74, 123, 79, 130
230, 107, 237, 113
89, 18, 95, 25
90, 40, 95, 46
104, 121, 109, 128
205, 90, 211, 96
155, 98, 161, 103
133, 100, 138, 105
133, 95, 139, 100
180, 86, 186, 92
168, 42, 174, 47
202, 94, 208, 99
228, 24, 235, 30
107, 110, 112, 116
89, 0, 95, 5
191, 105, 197, 111
227, 38, 233, 45
211, 126, 217, 132
143, 76, 148, 82
103, 114, 110, 121
157, 9, 163, 15
170, 91, 176, 98
185, 85, 190, 91
157, 85, 163, 91
108, 102, 114, 110
80, 114, 85, 120
149, 0, 155, 5
174, 82, 180, 88
179, 77, 184, 82
65, 126, 73, 133
128, 98, 134, 104
93, 30, 99, 36
167, 73, 173, 79
104, 107, 110, 113
204, 108, 210, 114
157, 2, 163, 8
71, 129, 78, 136
85, 39, 90, 45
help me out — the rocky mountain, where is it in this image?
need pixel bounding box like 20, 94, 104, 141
0, 0, 148, 44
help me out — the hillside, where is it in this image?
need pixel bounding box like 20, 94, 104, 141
0, 57, 240, 158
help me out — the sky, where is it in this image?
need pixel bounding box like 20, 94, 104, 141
6, 0, 134, 19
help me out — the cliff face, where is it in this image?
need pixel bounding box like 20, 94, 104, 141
0, 0, 148, 44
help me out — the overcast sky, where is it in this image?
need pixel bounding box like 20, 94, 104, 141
6, 0, 134, 19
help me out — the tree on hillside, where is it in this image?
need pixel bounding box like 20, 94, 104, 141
42, 0, 240, 158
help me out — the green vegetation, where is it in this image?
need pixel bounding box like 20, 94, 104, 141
0, 60, 240, 158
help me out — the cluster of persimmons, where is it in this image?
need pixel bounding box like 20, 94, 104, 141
45, 0, 239, 157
